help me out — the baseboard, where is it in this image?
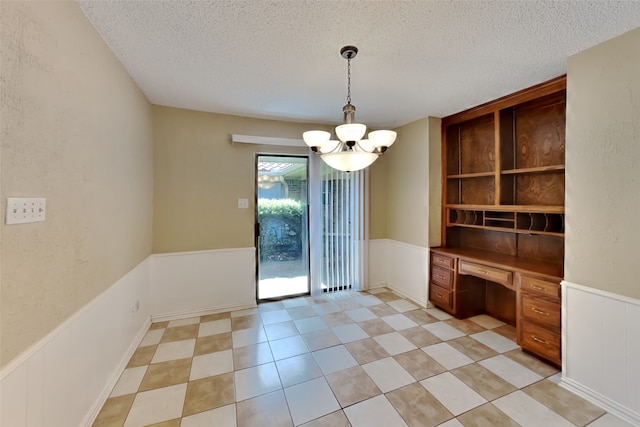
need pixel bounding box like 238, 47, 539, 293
151, 303, 258, 322
560, 376, 640, 426
366, 283, 388, 291
81, 316, 151, 427
385, 284, 428, 308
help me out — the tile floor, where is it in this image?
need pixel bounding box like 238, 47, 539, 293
93, 288, 629, 427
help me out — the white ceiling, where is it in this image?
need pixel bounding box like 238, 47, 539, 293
77, 1, 640, 129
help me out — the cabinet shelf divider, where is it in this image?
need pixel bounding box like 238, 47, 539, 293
501, 165, 565, 175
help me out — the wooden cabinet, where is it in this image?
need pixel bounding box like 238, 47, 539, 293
430, 76, 566, 366
443, 76, 566, 253
458, 260, 512, 289
429, 253, 455, 312
517, 273, 561, 365
428, 251, 486, 319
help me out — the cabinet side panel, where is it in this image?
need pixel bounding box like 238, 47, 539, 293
485, 282, 517, 325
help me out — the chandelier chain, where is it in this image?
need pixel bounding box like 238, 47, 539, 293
347, 56, 351, 104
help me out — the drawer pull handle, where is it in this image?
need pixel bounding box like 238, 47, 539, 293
435, 293, 443, 298
532, 308, 549, 316
478, 269, 488, 274
531, 335, 548, 345
436, 274, 446, 280
530, 285, 544, 291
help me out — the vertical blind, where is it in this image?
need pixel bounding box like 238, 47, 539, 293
320, 164, 367, 293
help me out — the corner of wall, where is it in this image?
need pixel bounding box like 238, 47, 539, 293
428, 116, 442, 248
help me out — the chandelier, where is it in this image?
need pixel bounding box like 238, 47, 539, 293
303, 46, 397, 172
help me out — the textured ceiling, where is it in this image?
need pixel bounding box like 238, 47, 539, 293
77, 1, 640, 129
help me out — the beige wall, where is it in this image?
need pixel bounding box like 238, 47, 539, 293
152, 106, 331, 253
368, 154, 388, 239
0, 2, 154, 367
369, 117, 441, 247
383, 117, 431, 247
565, 28, 640, 299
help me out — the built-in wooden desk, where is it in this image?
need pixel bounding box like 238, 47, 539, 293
429, 247, 562, 366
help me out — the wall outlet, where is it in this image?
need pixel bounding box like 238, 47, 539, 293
6, 198, 46, 224
238, 198, 249, 209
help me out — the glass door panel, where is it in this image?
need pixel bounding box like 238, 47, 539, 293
256, 155, 309, 300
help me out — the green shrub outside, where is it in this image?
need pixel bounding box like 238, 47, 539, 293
257, 198, 304, 220
258, 198, 305, 261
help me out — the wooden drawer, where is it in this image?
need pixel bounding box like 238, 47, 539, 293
519, 275, 560, 299
459, 260, 512, 288
431, 266, 453, 289
520, 321, 560, 364
521, 295, 560, 329
430, 284, 453, 310
432, 253, 455, 270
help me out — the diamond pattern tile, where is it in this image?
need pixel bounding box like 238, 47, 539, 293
92, 289, 615, 427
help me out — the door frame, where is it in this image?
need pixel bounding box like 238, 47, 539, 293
255, 154, 311, 302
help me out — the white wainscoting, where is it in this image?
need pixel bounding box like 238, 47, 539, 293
0, 259, 152, 427
368, 239, 429, 307
0, 247, 259, 427
150, 247, 257, 321
561, 281, 640, 425
367, 239, 389, 289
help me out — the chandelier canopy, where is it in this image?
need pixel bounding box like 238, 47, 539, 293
303, 46, 396, 172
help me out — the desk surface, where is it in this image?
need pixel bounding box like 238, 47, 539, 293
431, 247, 563, 280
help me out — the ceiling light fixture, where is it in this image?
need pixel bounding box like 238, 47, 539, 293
303, 46, 396, 172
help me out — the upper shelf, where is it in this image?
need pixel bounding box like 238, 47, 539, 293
446, 171, 495, 179
447, 165, 565, 179
446, 204, 565, 213
501, 165, 565, 175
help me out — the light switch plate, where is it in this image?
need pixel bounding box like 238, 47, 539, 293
6, 197, 46, 224
238, 198, 249, 209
